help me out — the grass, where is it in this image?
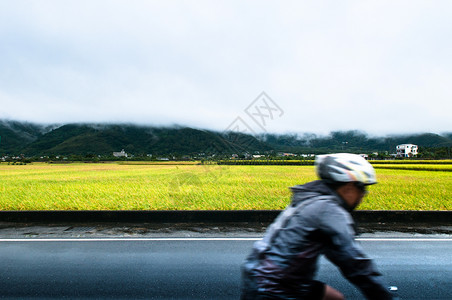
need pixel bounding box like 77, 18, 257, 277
370, 160, 452, 165
0, 163, 450, 210
372, 164, 452, 172
362, 169, 451, 210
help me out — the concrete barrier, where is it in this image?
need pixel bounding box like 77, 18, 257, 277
0, 210, 450, 225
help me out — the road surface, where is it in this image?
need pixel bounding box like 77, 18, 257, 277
0, 236, 450, 299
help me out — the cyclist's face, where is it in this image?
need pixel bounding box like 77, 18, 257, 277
338, 182, 367, 210
350, 183, 368, 209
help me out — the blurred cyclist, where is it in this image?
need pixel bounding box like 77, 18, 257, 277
241, 153, 393, 299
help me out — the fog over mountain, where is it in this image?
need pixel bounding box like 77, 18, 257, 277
1, 120, 451, 157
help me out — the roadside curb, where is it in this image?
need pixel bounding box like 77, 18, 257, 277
0, 210, 450, 225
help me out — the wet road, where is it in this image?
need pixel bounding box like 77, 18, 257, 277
0, 236, 451, 299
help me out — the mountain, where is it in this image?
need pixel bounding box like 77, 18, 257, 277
0, 120, 53, 154
382, 133, 452, 148
0, 120, 451, 156
443, 132, 452, 140
22, 124, 96, 155
262, 131, 452, 154
19, 123, 270, 156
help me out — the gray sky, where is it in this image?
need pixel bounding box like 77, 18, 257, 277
1, 0, 451, 135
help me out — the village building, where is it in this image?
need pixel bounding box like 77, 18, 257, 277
396, 144, 418, 158
113, 149, 128, 158
359, 154, 369, 160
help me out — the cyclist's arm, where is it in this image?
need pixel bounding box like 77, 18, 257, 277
319, 203, 393, 300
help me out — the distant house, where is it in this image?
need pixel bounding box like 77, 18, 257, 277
359, 154, 369, 160
396, 144, 418, 158
113, 149, 128, 158
281, 153, 296, 157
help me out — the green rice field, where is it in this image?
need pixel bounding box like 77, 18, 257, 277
0, 162, 450, 210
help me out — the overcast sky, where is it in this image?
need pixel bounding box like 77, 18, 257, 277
0, 0, 451, 136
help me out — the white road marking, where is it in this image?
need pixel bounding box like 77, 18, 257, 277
0, 237, 451, 242
357, 238, 452, 242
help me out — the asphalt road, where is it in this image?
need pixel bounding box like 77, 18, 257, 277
0, 237, 451, 299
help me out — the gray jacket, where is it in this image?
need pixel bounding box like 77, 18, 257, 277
241, 180, 392, 299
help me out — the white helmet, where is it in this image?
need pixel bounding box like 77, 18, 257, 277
315, 153, 377, 185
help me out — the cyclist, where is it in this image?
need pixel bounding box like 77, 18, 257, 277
241, 153, 393, 299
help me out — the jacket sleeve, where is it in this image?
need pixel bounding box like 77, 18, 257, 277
319, 202, 393, 300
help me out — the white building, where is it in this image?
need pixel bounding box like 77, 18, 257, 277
359, 154, 369, 160
396, 144, 418, 158
113, 149, 128, 158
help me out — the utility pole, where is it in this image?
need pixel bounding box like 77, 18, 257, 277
342, 141, 348, 150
